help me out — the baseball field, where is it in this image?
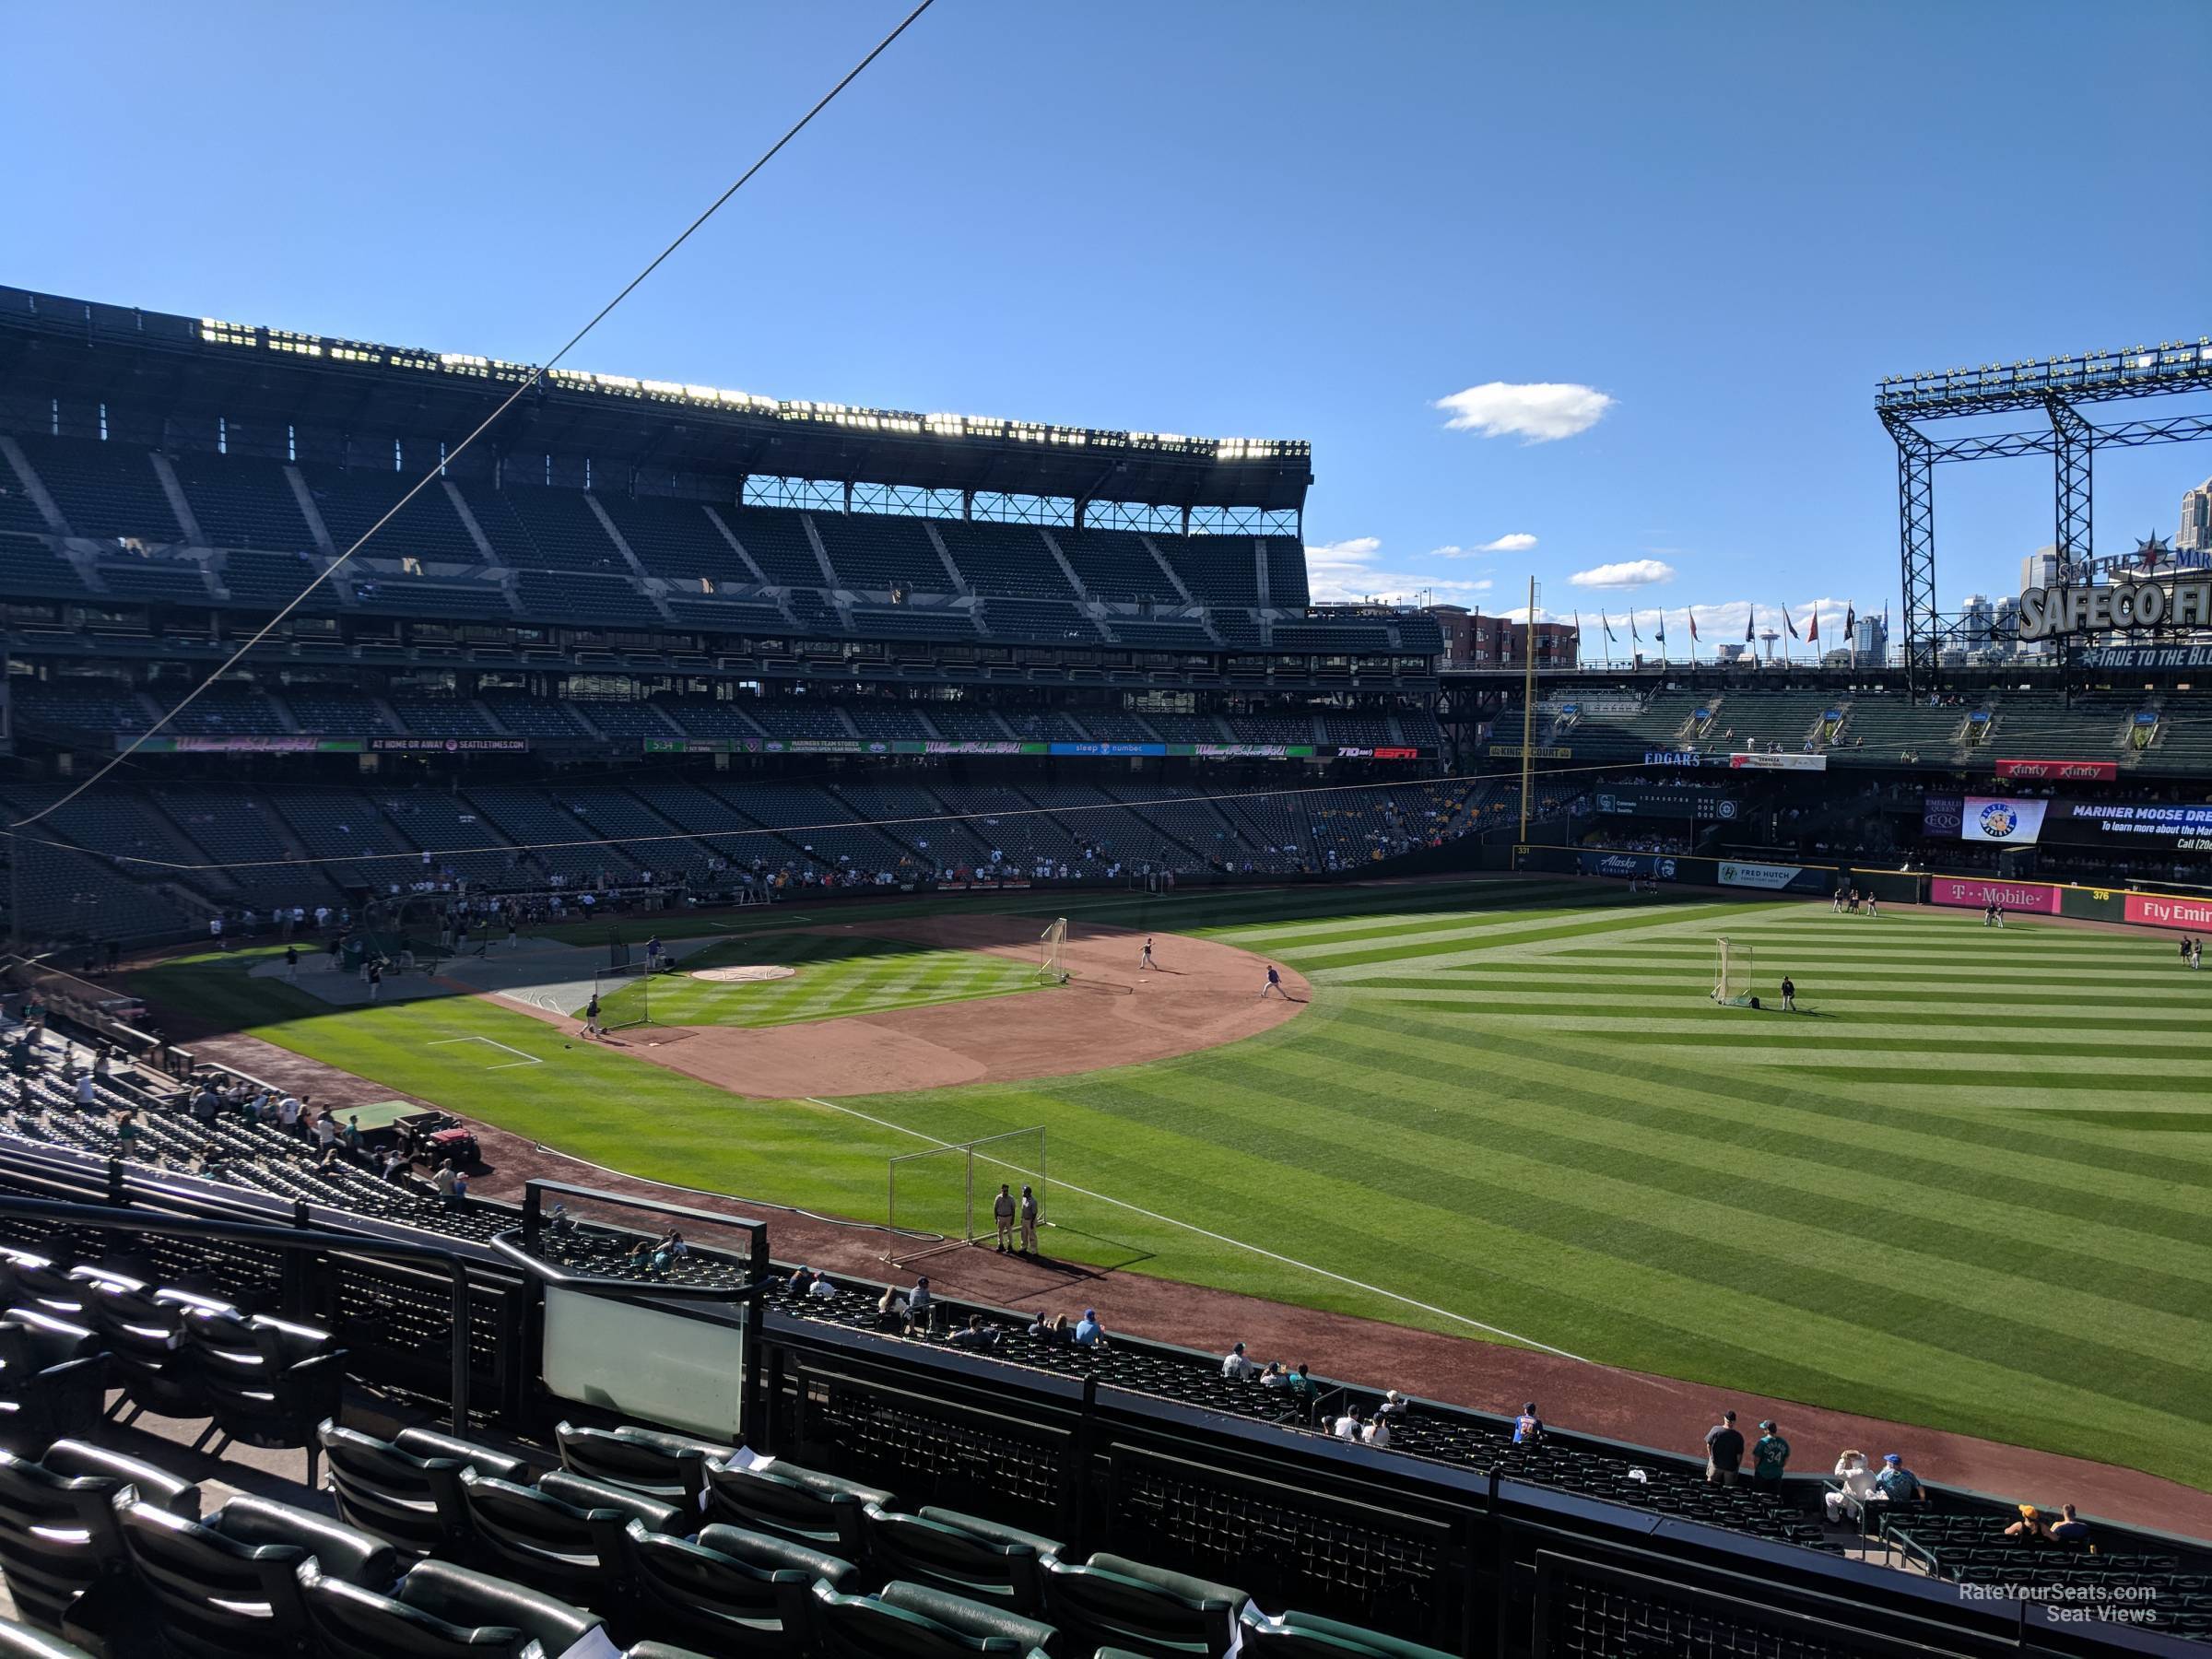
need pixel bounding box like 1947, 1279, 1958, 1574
126, 877, 2212, 1491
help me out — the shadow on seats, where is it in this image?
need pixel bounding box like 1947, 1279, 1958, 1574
807, 1580, 1057, 1659
297, 1557, 606, 1659
1040, 1550, 1245, 1657
622, 1516, 859, 1654
0, 1439, 197, 1630
321, 1418, 533, 1556
115, 1491, 397, 1659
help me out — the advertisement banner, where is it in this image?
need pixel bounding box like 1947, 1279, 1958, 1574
641, 736, 1376, 761
122, 735, 366, 754
1718, 860, 1806, 890
1960, 797, 2049, 844
2043, 800, 2212, 853
1922, 792, 1964, 838
1929, 877, 2064, 915
1574, 851, 1679, 882
369, 737, 530, 753
1728, 751, 1827, 772
1994, 759, 2117, 782
1490, 744, 1571, 759
2073, 644, 2212, 672
2123, 892, 2212, 932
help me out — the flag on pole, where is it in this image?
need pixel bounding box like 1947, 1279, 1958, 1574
1807, 606, 1819, 646
1630, 610, 1641, 642
1688, 610, 1700, 642
1844, 604, 1855, 643
1601, 611, 1616, 642
1782, 603, 1800, 641
1744, 605, 1756, 643
1655, 611, 1666, 642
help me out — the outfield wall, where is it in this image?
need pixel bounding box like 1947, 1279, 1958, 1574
1514, 845, 1917, 903
1512, 845, 2212, 924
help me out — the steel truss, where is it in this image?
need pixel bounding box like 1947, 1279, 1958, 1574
1882, 412, 1937, 679
1877, 337, 2212, 690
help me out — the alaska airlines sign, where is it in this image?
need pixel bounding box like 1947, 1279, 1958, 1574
2016, 579, 2212, 641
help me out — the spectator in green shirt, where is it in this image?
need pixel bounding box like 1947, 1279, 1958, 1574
1752, 1420, 1790, 1488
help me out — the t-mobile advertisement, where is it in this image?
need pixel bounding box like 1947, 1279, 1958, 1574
2123, 892, 2212, 932
1929, 877, 2064, 915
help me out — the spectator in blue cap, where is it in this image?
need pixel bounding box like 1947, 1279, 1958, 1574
1874, 1453, 1925, 1505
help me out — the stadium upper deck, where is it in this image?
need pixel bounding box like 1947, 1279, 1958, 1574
0, 286, 1313, 514
0, 287, 1445, 703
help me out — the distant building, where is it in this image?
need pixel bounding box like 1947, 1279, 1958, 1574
1991, 594, 2019, 657
1852, 613, 1888, 663
1424, 606, 1577, 668
2180, 477, 2212, 555
2020, 545, 2063, 591
1960, 594, 1994, 653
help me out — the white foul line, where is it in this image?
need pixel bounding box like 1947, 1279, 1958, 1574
802, 1097, 1593, 1364
430, 1035, 543, 1070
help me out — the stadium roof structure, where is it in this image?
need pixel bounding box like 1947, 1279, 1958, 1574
0, 286, 1313, 514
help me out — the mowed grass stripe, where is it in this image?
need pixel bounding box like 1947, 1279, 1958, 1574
131, 887, 2212, 1491
1329, 999, 2211, 1205
601, 931, 1040, 1029
1296, 1015, 2212, 1288
958, 1052, 2211, 1471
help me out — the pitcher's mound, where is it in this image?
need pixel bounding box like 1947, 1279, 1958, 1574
688, 964, 797, 984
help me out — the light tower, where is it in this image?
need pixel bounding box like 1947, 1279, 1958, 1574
1877, 337, 2212, 688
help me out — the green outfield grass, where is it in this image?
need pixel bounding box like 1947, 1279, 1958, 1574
598, 930, 1040, 1029
127, 878, 2212, 1490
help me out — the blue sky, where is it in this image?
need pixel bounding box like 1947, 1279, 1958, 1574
7, 1, 2207, 643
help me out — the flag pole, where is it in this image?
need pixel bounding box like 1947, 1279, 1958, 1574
1518, 575, 1538, 848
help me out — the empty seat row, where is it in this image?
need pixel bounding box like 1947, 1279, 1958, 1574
0, 1435, 700, 1659
0, 1247, 341, 1475
319, 1417, 1450, 1659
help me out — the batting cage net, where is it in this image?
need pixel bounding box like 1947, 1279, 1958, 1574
1038, 917, 1068, 984
1712, 935, 1755, 1006
887, 1126, 1047, 1265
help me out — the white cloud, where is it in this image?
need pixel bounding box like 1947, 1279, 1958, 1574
1434, 382, 1613, 442
1430, 534, 1533, 559
1568, 559, 1675, 590
1303, 536, 1493, 605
